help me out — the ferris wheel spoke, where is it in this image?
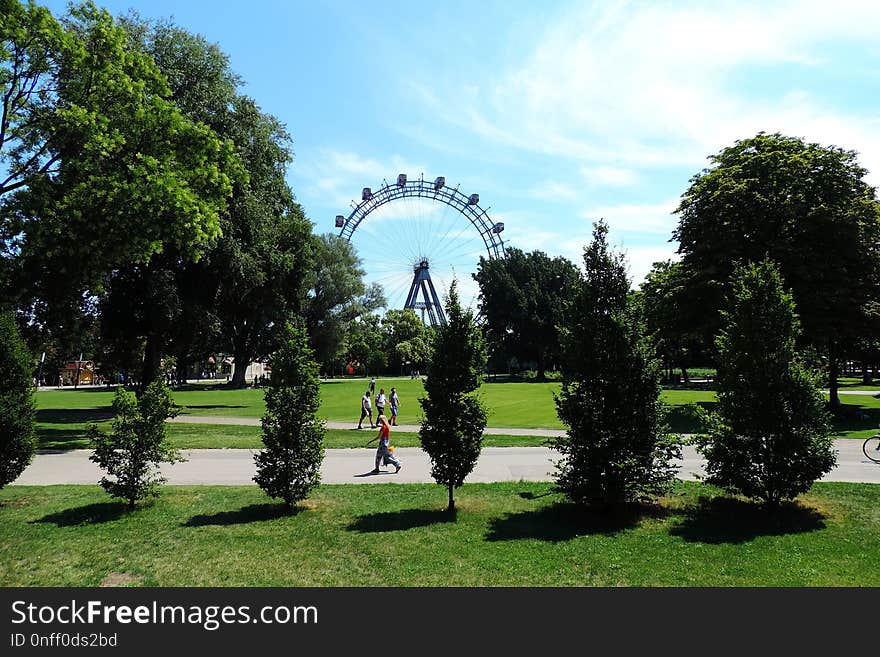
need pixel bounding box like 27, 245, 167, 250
434, 233, 486, 266
338, 179, 503, 320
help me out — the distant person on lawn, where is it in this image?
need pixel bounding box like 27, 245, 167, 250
369, 376, 376, 395
358, 390, 374, 429
367, 415, 401, 474
389, 387, 400, 426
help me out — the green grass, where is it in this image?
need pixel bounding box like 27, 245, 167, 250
37, 423, 548, 451
837, 376, 880, 391
33, 382, 880, 450
2, 481, 878, 586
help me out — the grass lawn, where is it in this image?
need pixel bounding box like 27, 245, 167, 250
1, 481, 878, 586
33, 382, 879, 450
837, 376, 880, 391
37, 424, 549, 451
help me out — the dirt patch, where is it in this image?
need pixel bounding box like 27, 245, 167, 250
100, 572, 143, 587
0, 497, 33, 508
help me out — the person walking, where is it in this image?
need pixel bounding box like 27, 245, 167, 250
369, 376, 376, 395
375, 388, 386, 418
389, 387, 400, 426
357, 390, 374, 429
367, 415, 401, 474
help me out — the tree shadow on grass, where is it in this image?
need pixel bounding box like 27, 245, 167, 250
33, 502, 130, 527
183, 503, 298, 527
181, 404, 248, 411
669, 496, 826, 545
486, 501, 669, 543
37, 428, 91, 451
347, 508, 457, 533
830, 402, 880, 434
37, 408, 114, 424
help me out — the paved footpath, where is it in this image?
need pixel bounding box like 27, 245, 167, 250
12, 440, 880, 486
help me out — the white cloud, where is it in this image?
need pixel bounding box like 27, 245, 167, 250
619, 245, 681, 289
418, 1, 880, 179
296, 148, 429, 215
580, 200, 680, 236
528, 180, 579, 201
581, 166, 637, 187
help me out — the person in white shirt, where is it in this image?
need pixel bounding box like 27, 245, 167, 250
375, 388, 387, 418
357, 390, 374, 429
389, 388, 400, 426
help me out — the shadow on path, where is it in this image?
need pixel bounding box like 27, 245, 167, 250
33, 502, 129, 527
183, 504, 299, 527
486, 500, 669, 543
347, 508, 457, 533
669, 496, 827, 544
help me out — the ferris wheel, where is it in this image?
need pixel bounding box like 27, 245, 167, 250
335, 173, 506, 326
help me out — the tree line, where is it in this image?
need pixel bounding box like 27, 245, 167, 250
475, 133, 880, 411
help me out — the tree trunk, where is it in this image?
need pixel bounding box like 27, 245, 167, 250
678, 363, 689, 384
231, 346, 250, 388
863, 359, 872, 385
828, 340, 840, 408
447, 484, 455, 512
139, 332, 162, 396
177, 352, 190, 386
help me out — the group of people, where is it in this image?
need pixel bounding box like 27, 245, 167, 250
357, 377, 401, 429
358, 377, 402, 474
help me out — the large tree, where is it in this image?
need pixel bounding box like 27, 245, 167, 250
552, 221, 680, 507
4, 1, 239, 286
639, 259, 706, 382
382, 308, 429, 374
474, 248, 580, 378
304, 234, 385, 370
98, 17, 312, 389
3, 2, 241, 370
674, 133, 880, 406
696, 260, 836, 505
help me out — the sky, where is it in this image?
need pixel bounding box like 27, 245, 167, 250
42, 0, 880, 309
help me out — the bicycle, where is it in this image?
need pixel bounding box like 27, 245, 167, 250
863, 434, 880, 464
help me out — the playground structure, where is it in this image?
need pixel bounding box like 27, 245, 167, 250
57, 360, 95, 386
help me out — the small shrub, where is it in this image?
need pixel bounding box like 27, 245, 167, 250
89, 382, 184, 509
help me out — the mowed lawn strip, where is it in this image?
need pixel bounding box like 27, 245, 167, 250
33, 383, 879, 450
1, 481, 878, 586
36, 424, 549, 450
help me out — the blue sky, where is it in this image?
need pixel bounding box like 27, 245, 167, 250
43, 0, 880, 308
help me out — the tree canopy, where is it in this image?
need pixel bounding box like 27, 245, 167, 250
474, 247, 580, 378
674, 132, 880, 404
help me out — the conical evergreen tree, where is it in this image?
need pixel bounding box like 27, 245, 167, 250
552, 221, 680, 507
418, 281, 488, 512
254, 323, 325, 510
697, 260, 836, 505
0, 312, 36, 489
